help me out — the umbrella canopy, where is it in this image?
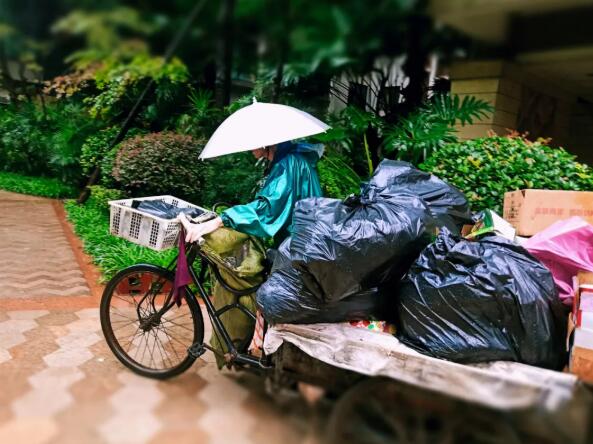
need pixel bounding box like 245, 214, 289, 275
199, 99, 330, 159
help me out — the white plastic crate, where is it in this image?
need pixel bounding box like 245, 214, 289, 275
109, 195, 213, 251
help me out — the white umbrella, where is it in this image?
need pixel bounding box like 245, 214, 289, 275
199, 99, 330, 159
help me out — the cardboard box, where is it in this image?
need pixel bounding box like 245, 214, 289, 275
569, 272, 593, 382
503, 189, 593, 236
570, 346, 593, 384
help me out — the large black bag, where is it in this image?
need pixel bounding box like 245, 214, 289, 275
291, 190, 435, 303
256, 239, 390, 325
397, 229, 567, 370
369, 160, 472, 232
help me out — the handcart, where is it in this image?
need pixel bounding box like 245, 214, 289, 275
101, 196, 593, 444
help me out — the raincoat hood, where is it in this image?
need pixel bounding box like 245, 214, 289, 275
274, 141, 324, 165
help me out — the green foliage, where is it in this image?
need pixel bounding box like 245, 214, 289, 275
0, 101, 97, 185
80, 127, 120, 175
384, 94, 493, 163
176, 89, 225, 138
80, 126, 147, 187
316, 106, 383, 150
384, 112, 456, 164
317, 150, 361, 199
429, 94, 494, 126
421, 135, 593, 213
313, 106, 383, 176
64, 200, 176, 281
0, 103, 50, 175
85, 185, 124, 214
199, 152, 265, 208
111, 132, 206, 202
0, 172, 77, 198
45, 103, 99, 185
51, 7, 156, 68
85, 55, 189, 120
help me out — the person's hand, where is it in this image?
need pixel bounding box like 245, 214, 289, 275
178, 214, 223, 243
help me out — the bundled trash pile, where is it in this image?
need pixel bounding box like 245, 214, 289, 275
257, 160, 576, 370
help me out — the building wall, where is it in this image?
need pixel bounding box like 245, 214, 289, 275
570, 103, 593, 162
449, 60, 590, 162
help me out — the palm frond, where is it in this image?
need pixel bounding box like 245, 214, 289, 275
428, 94, 493, 126
383, 111, 457, 163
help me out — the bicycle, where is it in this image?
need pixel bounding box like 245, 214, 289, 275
100, 239, 269, 379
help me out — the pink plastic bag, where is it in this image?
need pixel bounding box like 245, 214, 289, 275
524, 217, 593, 306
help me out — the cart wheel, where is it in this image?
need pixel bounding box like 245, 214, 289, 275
325, 378, 522, 444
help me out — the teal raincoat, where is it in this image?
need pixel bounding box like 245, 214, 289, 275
220, 141, 323, 244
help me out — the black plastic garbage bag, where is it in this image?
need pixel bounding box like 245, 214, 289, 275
132, 200, 204, 219
257, 239, 390, 325
291, 190, 435, 303
370, 160, 472, 232
397, 228, 567, 370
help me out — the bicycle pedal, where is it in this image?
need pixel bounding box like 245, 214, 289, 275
188, 343, 206, 359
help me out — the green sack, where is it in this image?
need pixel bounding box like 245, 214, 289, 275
202, 228, 266, 368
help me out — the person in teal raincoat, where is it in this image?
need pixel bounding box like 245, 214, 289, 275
183, 140, 323, 244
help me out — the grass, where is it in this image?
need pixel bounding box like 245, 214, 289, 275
0, 171, 78, 198
64, 200, 178, 281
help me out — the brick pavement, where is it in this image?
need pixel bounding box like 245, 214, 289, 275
0, 191, 323, 444
0, 191, 89, 299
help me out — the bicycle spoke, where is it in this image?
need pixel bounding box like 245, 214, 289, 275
136, 332, 150, 364
163, 311, 193, 322
111, 320, 138, 333
161, 318, 195, 333
146, 328, 161, 368
110, 318, 137, 327
152, 328, 175, 368
156, 323, 183, 362
155, 327, 173, 366
110, 310, 135, 320
124, 326, 142, 353
113, 293, 150, 318
161, 329, 193, 350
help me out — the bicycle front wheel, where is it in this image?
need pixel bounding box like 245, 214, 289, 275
100, 264, 204, 379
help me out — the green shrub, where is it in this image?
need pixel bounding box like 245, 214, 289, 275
86, 185, 124, 214
0, 103, 51, 175
0, 101, 98, 185
80, 127, 120, 175
421, 135, 593, 213
80, 126, 146, 186
85, 55, 190, 123
199, 152, 265, 208
111, 132, 206, 202
64, 200, 177, 280
0, 172, 77, 198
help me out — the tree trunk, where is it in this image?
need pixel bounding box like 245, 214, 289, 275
271, 54, 285, 103
38, 85, 47, 119
217, 0, 235, 107
18, 61, 32, 102
402, 14, 431, 114
271, 0, 290, 103
0, 44, 17, 103
203, 60, 217, 93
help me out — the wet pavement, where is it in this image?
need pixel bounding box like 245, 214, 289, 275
0, 191, 323, 444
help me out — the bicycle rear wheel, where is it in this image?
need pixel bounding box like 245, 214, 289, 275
100, 264, 204, 379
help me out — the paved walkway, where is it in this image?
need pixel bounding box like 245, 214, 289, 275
0, 191, 89, 299
0, 191, 323, 444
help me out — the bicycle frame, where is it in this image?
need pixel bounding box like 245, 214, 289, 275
147, 242, 270, 371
